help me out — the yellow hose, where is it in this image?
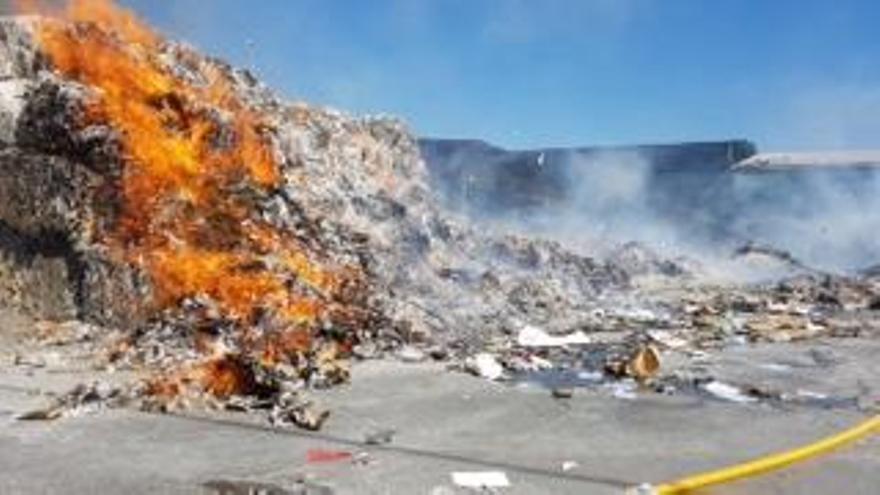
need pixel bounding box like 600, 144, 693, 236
643, 414, 880, 494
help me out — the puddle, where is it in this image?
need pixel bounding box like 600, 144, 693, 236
516, 368, 605, 389
510, 343, 626, 390
509, 348, 863, 412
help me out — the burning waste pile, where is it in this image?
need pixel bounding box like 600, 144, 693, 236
2, 1, 878, 430
0, 1, 633, 428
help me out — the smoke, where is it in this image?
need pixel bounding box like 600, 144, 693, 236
720, 83, 880, 272
516, 150, 680, 251
726, 168, 880, 272
429, 143, 880, 280
563, 155, 880, 275
431, 146, 702, 265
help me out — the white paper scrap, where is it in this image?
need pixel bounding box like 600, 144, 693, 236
451, 471, 510, 488
703, 381, 757, 403
517, 325, 591, 347
468, 353, 505, 381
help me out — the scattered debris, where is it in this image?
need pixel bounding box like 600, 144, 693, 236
627, 345, 661, 382
33, 320, 98, 346
305, 449, 353, 464
576, 370, 603, 382
451, 471, 511, 489
607, 380, 638, 400
16, 380, 127, 420
0, 2, 878, 434
465, 353, 505, 381
290, 406, 332, 431
396, 346, 427, 364
363, 428, 396, 446
350, 451, 373, 467
428, 346, 450, 361
203, 478, 334, 495
627, 483, 657, 495
795, 389, 829, 400
0, 10, 635, 428
516, 325, 591, 347
647, 330, 688, 350
703, 381, 758, 404
270, 397, 331, 431
604, 345, 661, 383
352, 343, 380, 361
552, 387, 574, 399
16, 405, 62, 421
746, 314, 823, 343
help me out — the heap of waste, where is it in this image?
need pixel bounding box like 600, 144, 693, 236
2, 2, 878, 428
0, 4, 633, 427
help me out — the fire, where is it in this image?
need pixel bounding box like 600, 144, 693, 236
21, 0, 365, 393
196, 355, 256, 398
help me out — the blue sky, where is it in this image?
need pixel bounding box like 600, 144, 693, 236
121, 0, 880, 151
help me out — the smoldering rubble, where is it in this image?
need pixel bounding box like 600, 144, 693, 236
0, 10, 877, 430
0, 13, 633, 426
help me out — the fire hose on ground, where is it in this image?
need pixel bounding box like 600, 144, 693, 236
630, 414, 880, 494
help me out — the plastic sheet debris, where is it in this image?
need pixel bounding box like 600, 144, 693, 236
703, 381, 757, 403
795, 389, 829, 400
626, 482, 656, 495
465, 353, 504, 380
607, 380, 638, 400
451, 471, 510, 488
648, 330, 688, 349
516, 325, 591, 347
306, 449, 353, 464
613, 307, 659, 323
526, 355, 554, 370
577, 370, 603, 382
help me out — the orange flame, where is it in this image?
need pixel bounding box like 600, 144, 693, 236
23, 0, 365, 392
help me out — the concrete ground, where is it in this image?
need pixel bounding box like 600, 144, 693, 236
1, 336, 878, 494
